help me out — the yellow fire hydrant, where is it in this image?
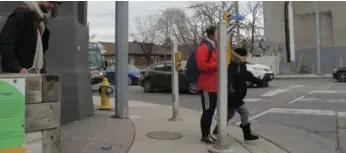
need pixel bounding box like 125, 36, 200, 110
98, 77, 113, 110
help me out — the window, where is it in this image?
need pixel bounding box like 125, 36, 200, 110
165, 63, 172, 72
152, 63, 165, 71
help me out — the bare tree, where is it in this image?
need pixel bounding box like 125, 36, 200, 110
187, 1, 249, 41
244, 1, 263, 56
89, 34, 97, 40
131, 15, 161, 65
158, 7, 201, 53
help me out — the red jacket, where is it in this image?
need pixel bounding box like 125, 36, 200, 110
196, 42, 218, 92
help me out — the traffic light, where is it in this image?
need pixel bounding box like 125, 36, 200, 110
224, 11, 230, 26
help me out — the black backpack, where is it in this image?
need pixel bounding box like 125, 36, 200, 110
185, 41, 213, 83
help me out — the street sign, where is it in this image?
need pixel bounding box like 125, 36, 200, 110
230, 14, 244, 21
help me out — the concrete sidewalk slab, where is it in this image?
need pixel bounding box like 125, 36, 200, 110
61, 110, 135, 153
128, 106, 250, 153
275, 73, 332, 79
127, 102, 287, 153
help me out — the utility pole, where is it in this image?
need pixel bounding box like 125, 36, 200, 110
115, 1, 129, 119
315, 1, 321, 74
208, 22, 233, 153
288, 2, 295, 62
235, 1, 240, 46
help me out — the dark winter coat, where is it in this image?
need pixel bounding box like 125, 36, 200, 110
227, 61, 264, 108
0, 6, 50, 73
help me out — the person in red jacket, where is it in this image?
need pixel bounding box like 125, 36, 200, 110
196, 26, 218, 144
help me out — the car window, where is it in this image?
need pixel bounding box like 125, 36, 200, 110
152, 63, 165, 71
165, 63, 172, 71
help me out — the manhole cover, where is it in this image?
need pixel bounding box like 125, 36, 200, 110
147, 131, 182, 140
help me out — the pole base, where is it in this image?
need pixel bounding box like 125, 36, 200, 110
168, 116, 182, 121
99, 108, 112, 111
208, 143, 233, 153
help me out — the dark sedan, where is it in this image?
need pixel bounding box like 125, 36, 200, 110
332, 66, 346, 82
139, 61, 198, 94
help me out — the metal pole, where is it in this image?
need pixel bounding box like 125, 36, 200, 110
288, 1, 295, 62
169, 41, 180, 121
235, 1, 240, 46
315, 1, 321, 74
115, 1, 129, 119
209, 22, 233, 153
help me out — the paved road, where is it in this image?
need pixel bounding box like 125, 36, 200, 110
94, 78, 346, 153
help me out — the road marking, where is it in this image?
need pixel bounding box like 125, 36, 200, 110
288, 96, 305, 104
235, 108, 274, 125
300, 98, 320, 101
309, 90, 346, 94
261, 89, 289, 97
338, 112, 346, 117
287, 85, 305, 89
292, 98, 346, 103
269, 108, 336, 116
244, 98, 262, 102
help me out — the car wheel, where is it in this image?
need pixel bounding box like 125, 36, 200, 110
246, 81, 253, 88
336, 71, 346, 82
187, 82, 198, 94
143, 79, 154, 92
128, 76, 133, 85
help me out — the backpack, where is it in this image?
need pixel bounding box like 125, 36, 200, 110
185, 41, 213, 83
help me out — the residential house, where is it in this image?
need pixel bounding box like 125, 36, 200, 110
99, 41, 172, 69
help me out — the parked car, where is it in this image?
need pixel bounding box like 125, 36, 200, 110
103, 64, 141, 85
332, 66, 346, 82
139, 61, 198, 94
246, 63, 274, 87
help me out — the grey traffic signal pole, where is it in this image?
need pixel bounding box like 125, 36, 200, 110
315, 1, 321, 74
170, 41, 180, 121
208, 22, 233, 153
115, 1, 129, 119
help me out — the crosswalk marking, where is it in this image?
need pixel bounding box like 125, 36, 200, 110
261, 89, 289, 97
288, 96, 305, 104
309, 90, 346, 94
269, 108, 336, 116
261, 85, 305, 97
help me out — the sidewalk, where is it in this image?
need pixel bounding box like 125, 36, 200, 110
60, 96, 288, 153
93, 96, 287, 153
275, 73, 332, 79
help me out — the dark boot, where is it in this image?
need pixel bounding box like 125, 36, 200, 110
212, 126, 218, 135
240, 123, 259, 141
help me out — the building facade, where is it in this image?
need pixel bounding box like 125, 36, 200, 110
264, 1, 346, 73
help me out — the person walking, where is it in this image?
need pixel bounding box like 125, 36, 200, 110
0, 1, 60, 74
212, 47, 265, 141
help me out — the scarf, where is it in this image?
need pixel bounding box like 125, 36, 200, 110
23, 1, 49, 74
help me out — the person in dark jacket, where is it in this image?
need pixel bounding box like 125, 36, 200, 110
212, 47, 265, 141
0, 1, 60, 74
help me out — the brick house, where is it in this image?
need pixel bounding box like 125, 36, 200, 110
98, 41, 172, 69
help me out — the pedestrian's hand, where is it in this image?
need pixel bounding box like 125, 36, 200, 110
19, 68, 28, 74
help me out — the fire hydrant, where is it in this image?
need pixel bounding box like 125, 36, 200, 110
98, 77, 113, 110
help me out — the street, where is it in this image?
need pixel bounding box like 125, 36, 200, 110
97, 78, 346, 153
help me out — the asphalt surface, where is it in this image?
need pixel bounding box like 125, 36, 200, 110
93, 78, 346, 153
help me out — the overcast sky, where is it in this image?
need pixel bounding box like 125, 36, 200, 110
88, 1, 248, 42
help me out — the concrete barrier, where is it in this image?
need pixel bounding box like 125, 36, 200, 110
0, 74, 61, 153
